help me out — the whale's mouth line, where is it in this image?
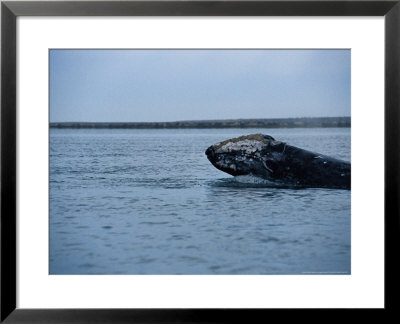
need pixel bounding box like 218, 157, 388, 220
205, 146, 259, 177
209, 163, 249, 177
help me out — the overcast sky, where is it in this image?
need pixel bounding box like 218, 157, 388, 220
50, 49, 350, 122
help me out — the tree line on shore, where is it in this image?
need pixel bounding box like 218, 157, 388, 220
50, 117, 350, 129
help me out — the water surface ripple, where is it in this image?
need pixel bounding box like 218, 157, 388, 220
50, 128, 350, 274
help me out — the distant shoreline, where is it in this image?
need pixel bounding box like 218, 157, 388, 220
50, 117, 350, 129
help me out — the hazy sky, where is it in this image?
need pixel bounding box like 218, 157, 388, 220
50, 49, 350, 122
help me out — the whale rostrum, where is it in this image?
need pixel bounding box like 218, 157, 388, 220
205, 134, 350, 189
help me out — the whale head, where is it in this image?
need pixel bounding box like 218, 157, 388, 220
205, 134, 285, 177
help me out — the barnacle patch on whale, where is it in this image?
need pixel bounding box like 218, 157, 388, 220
214, 133, 273, 149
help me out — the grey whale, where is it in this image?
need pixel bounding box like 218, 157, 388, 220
205, 134, 350, 189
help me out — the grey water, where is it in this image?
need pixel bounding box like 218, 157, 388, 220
49, 127, 351, 275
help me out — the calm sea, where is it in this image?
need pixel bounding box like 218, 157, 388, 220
49, 127, 351, 274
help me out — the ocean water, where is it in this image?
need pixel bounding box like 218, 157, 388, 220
49, 128, 351, 274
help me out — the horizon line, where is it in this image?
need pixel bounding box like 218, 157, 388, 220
50, 116, 351, 124
50, 117, 351, 129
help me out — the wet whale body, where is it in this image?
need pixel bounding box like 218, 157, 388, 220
205, 134, 350, 189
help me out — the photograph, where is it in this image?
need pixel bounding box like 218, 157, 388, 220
49, 49, 351, 275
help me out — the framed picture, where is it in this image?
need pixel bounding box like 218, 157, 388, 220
1, 0, 399, 322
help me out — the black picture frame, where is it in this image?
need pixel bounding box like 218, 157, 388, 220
1, 0, 399, 322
